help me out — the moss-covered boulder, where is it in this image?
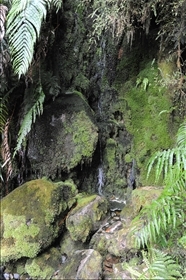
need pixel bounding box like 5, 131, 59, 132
66, 194, 109, 242
90, 225, 136, 258
0, 179, 78, 263
60, 231, 87, 257
56, 249, 103, 280
27, 94, 98, 178
25, 247, 61, 279
120, 186, 163, 221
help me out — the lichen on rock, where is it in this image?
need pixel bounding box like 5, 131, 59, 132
0, 178, 78, 263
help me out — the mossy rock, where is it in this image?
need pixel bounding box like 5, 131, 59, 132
115, 61, 179, 185
60, 231, 87, 257
56, 249, 103, 280
120, 186, 163, 220
27, 94, 98, 178
25, 247, 61, 279
66, 194, 109, 242
107, 226, 137, 257
0, 179, 78, 263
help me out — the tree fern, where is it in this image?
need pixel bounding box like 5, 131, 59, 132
13, 83, 45, 156
0, 4, 8, 41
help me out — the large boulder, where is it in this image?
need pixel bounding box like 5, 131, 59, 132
25, 247, 62, 279
120, 185, 163, 222
56, 249, 103, 280
66, 194, 109, 242
0, 179, 78, 263
27, 94, 98, 178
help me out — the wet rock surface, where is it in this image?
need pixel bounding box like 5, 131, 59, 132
1, 184, 163, 279
66, 194, 109, 242
27, 94, 98, 179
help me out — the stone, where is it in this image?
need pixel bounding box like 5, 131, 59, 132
60, 231, 87, 258
25, 247, 61, 279
27, 94, 98, 179
66, 194, 109, 242
0, 179, 78, 262
120, 185, 163, 222
56, 249, 102, 280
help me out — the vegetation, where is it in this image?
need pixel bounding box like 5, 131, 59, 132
0, 0, 186, 276
126, 119, 186, 278
0, 0, 62, 187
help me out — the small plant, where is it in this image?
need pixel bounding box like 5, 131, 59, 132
126, 249, 182, 280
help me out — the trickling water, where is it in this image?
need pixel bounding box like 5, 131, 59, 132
96, 36, 107, 196
97, 166, 104, 196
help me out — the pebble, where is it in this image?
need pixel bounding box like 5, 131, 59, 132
3, 273, 20, 280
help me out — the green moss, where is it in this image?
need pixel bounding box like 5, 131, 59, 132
116, 61, 179, 185
1, 179, 78, 262
158, 56, 177, 81
66, 194, 108, 242
104, 138, 117, 173
75, 193, 97, 211
25, 247, 61, 279
63, 110, 98, 170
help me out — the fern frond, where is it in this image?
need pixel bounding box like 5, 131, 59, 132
6, 0, 48, 77
147, 147, 186, 183
177, 119, 186, 147
133, 174, 185, 248
126, 249, 182, 280
13, 83, 45, 156
0, 96, 8, 133
0, 5, 8, 41
51, 0, 63, 12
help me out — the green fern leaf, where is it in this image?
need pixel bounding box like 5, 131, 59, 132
51, 0, 62, 12
13, 84, 45, 156
177, 119, 186, 147
6, 0, 48, 77
0, 96, 8, 133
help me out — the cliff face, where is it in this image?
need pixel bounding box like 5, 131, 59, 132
8, 0, 180, 200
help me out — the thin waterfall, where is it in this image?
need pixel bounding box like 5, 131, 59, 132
97, 165, 104, 196
96, 36, 107, 196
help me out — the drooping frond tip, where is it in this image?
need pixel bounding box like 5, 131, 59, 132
6, 0, 48, 78
0, 4, 8, 41
13, 83, 45, 157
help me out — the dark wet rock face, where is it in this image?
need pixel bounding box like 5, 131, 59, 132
26, 94, 98, 180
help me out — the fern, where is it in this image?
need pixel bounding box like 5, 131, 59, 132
133, 169, 185, 248
133, 120, 186, 249
6, 0, 61, 77
126, 249, 182, 280
0, 4, 8, 41
176, 120, 186, 147
0, 96, 8, 133
13, 83, 45, 156
41, 71, 61, 98
147, 147, 186, 183
147, 119, 186, 183
6, 0, 48, 77
52, 0, 63, 12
